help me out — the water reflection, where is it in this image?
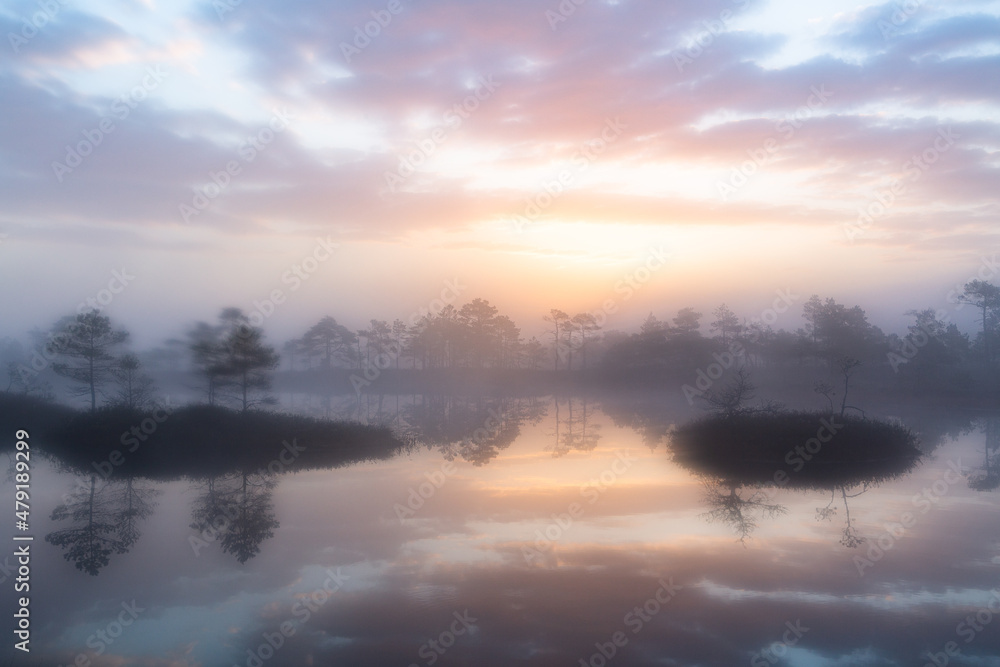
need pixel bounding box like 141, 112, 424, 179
400, 395, 546, 466
968, 417, 1000, 491
815, 484, 870, 548
551, 396, 602, 457
45, 475, 160, 575
673, 411, 922, 543
40, 397, 999, 574
189, 471, 279, 564
700, 479, 786, 544
10, 394, 1000, 666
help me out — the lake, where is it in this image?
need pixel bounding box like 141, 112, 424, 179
6, 393, 1000, 666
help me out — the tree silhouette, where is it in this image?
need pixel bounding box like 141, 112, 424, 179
703, 367, 756, 416
801, 296, 882, 362
493, 314, 521, 369
837, 356, 863, 416
187, 320, 231, 405
111, 353, 156, 409
959, 280, 1000, 362
299, 316, 357, 369
543, 309, 570, 371
711, 304, 740, 345
572, 313, 600, 370
672, 307, 702, 338
459, 298, 499, 368
522, 337, 546, 370
49, 311, 129, 410
189, 309, 279, 411
224, 321, 280, 412
391, 319, 408, 369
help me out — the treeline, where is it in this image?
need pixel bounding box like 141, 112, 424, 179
280, 285, 994, 384
2, 279, 999, 410
287, 298, 542, 372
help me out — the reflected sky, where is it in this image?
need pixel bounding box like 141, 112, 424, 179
3, 398, 999, 667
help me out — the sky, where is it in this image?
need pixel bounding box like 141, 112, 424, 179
1, 0, 999, 345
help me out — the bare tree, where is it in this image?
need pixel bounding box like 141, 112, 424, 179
814, 382, 836, 413
704, 367, 755, 416
837, 356, 864, 417
701, 480, 786, 544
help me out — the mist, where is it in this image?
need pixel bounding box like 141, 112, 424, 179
2, 0, 999, 665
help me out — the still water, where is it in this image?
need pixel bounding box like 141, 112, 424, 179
5, 395, 999, 666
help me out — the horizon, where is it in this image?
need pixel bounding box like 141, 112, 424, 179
2, 0, 999, 346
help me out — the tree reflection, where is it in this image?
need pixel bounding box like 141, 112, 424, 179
968, 418, 1000, 492
401, 395, 545, 466
189, 471, 279, 564
672, 412, 922, 546
550, 396, 602, 457
46, 475, 160, 575
113, 475, 161, 551
700, 479, 786, 544
815, 484, 869, 548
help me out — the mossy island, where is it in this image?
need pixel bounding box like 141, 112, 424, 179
0, 393, 409, 480
671, 411, 922, 489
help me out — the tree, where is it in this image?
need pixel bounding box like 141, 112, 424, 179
711, 304, 740, 345
523, 337, 547, 370
459, 298, 500, 368
639, 313, 666, 339
2, 337, 52, 398
672, 307, 702, 338
391, 319, 408, 369
49, 310, 129, 410
801, 296, 882, 362
571, 313, 601, 370
366, 319, 392, 359
814, 382, 836, 413
704, 367, 755, 416
493, 315, 521, 369
189, 309, 279, 411
837, 356, 864, 417
299, 316, 356, 369
562, 318, 577, 370
220, 314, 280, 412
111, 353, 156, 410
543, 309, 570, 370
187, 320, 229, 406
959, 280, 1000, 362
